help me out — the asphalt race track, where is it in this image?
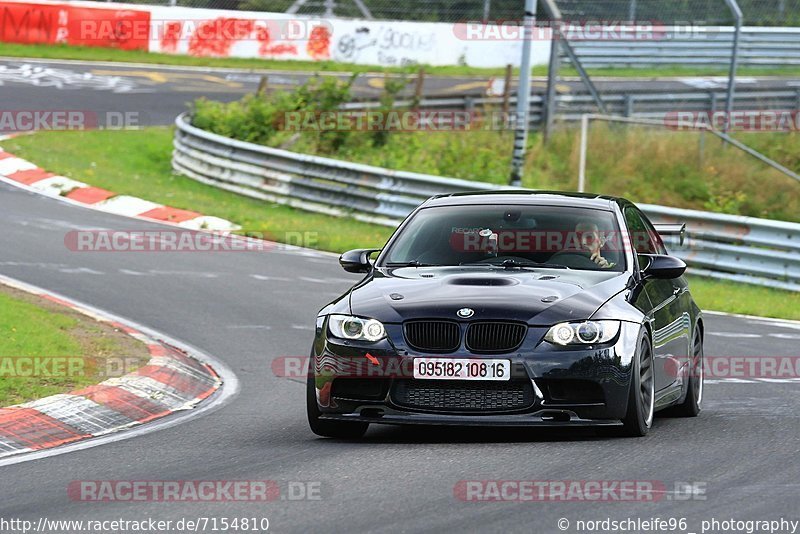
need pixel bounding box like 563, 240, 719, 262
3, 57, 800, 126
2, 54, 800, 532
1, 179, 800, 532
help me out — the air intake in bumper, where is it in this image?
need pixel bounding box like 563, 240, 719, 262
391, 379, 535, 412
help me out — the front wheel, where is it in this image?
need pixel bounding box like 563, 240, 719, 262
620, 334, 655, 437
307, 372, 369, 439
664, 326, 703, 417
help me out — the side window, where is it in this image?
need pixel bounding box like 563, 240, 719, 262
641, 214, 668, 255
624, 207, 659, 254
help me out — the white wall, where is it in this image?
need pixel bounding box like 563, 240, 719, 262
2, 0, 549, 68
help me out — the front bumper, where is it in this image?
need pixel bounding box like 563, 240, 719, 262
310, 321, 641, 427
320, 410, 623, 428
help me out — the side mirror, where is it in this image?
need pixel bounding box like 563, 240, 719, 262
639, 254, 686, 280
339, 249, 380, 273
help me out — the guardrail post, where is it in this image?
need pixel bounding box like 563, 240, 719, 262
624, 95, 634, 117
502, 64, 513, 116
413, 68, 425, 111
256, 76, 269, 96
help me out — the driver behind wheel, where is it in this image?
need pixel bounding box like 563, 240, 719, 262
575, 221, 616, 269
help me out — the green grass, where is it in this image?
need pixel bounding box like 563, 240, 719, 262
5, 127, 800, 320
0, 286, 149, 406
686, 277, 800, 321
206, 116, 800, 222
3, 42, 800, 78
3, 129, 395, 252
0, 292, 81, 358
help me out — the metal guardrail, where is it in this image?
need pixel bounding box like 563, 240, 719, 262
345, 88, 800, 127
567, 28, 800, 68
641, 204, 800, 291
173, 113, 800, 291
172, 113, 497, 227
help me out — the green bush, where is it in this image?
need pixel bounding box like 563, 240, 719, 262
191, 75, 356, 153
191, 89, 800, 223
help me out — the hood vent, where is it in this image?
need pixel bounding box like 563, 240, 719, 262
447, 277, 517, 287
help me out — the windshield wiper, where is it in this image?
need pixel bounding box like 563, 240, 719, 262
384, 261, 441, 267
460, 259, 570, 270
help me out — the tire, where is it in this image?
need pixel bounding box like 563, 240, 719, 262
620, 333, 655, 437
664, 326, 703, 417
307, 371, 369, 439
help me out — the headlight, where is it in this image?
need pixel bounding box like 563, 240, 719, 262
328, 315, 386, 342
544, 320, 620, 346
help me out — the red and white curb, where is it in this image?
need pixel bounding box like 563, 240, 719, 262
0, 276, 223, 460
0, 147, 239, 232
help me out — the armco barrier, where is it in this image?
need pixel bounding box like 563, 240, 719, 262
342, 88, 800, 126
173, 113, 800, 291
569, 28, 800, 68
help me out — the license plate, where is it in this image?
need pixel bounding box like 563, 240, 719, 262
413, 358, 511, 381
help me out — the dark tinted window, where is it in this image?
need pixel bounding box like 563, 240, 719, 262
381, 205, 625, 271
624, 207, 665, 254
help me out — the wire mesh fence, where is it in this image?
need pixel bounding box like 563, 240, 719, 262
70, 0, 800, 25
553, 0, 800, 26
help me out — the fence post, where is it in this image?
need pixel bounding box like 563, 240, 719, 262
543, 26, 560, 143
722, 0, 743, 133
578, 114, 589, 192
508, 0, 538, 187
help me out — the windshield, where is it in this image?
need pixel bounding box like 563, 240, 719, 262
380, 204, 625, 272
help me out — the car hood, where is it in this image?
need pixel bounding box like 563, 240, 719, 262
348, 266, 631, 325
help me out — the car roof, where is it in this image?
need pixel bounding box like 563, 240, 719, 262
423, 190, 621, 211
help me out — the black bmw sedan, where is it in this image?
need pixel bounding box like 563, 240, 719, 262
307, 191, 704, 438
